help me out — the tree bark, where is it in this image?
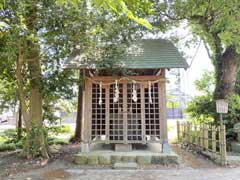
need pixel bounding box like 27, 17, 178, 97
16, 47, 30, 131
27, 41, 49, 159
70, 70, 83, 143
17, 105, 22, 140
214, 46, 239, 99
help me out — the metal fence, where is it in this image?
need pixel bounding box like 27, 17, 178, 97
167, 108, 183, 119
177, 121, 227, 166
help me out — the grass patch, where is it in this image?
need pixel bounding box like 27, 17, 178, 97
47, 125, 71, 134
0, 125, 71, 152
48, 137, 68, 145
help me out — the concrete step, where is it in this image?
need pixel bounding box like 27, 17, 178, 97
113, 162, 138, 169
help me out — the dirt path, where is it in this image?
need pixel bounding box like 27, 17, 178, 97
0, 144, 235, 180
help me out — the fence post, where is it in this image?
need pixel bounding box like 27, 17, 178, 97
218, 126, 222, 159
187, 122, 190, 144
212, 125, 216, 160
177, 121, 180, 142
189, 123, 192, 145
183, 122, 187, 144
194, 124, 198, 147
220, 124, 227, 166
200, 124, 203, 150
203, 124, 209, 151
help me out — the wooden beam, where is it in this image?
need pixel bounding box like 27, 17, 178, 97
155, 69, 162, 76
88, 75, 166, 82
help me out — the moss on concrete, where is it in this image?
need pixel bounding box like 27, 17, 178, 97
122, 155, 136, 163
136, 155, 151, 165
74, 154, 88, 165
111, 155, 122, 164
98, 155, 111, 165
88, 155, 99, 165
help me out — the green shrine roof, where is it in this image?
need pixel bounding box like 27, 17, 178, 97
64, 39, 189, 69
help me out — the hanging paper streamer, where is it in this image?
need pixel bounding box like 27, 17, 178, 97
113, 80, 119, 103
148, 81, 153, 104
99, 82, 102, 106
132, 81, 138, 102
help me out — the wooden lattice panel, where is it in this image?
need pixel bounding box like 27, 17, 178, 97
127, 83, 142, 141
91, 84, 106, 140
109, 84, 124, 141
89, 80, 162, 143
144, 82, 160, 139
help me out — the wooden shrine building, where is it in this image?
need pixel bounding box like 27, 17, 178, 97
65, 39, 188, 153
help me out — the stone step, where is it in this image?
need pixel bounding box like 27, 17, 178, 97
113, 162, 138, 169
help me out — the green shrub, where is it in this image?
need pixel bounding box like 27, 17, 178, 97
47, 137, 68, 145
48, 125, 71, 134
0, 143, 16, 152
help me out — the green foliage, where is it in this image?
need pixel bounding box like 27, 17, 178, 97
0, 143, 16, 152
0, 129, 25, 150
0, 125, 71, 152
194, 71, 215, 95
47, 125, 71, 134
185, 71, 240, 140
57, 0, 153, 29
185, 95, 215, 124
47, 137, 68, 146
185, 71, 215, 123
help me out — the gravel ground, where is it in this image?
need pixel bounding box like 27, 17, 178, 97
4, 161, 240, 180
2, 144, 238, 180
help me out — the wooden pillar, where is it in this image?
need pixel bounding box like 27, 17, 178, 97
159, 70, 169, 153
123, 81, 128, 144
105, 85, 110, 143
81, 76, 89, 152
140, 84, 146, 144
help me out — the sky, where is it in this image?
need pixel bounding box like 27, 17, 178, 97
180, 42, 214, 96
161, 22, 215, 97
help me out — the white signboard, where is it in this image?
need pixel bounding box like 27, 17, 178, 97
216, 99, 228, 113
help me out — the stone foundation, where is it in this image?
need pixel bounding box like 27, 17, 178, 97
74, 151, 179, 166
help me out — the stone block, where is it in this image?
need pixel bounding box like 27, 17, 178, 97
151, 155, 166, 165
115, 144, 132, 152
231, 142, 240, 153
122, 155, 136, 163
98, 155, 111, 165
136, 155, 151, 165
113, 163, 138, 169
88, 155, 99, 165
74, 154, 88, 165
167, 155, 179, 164
111, 155, 122, 164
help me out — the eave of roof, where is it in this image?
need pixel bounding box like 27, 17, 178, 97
63, 38, 189, 69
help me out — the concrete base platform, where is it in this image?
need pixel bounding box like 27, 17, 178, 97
231, 142, 240, 153
74, 149, 179, 166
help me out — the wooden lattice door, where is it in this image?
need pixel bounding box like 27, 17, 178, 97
90, 80, 161, 144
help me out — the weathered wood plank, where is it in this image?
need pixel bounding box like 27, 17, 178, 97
140, 84, 146, 144
123, 81, 128, 144
88, 76, 166, 82
105, 85, 110, 143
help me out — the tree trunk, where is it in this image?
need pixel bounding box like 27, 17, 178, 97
70, 70, 83, 143
27, 41, 49, 159
16, 47, 30, 131
214, 46, 239, 99
17, 105, 22, 140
